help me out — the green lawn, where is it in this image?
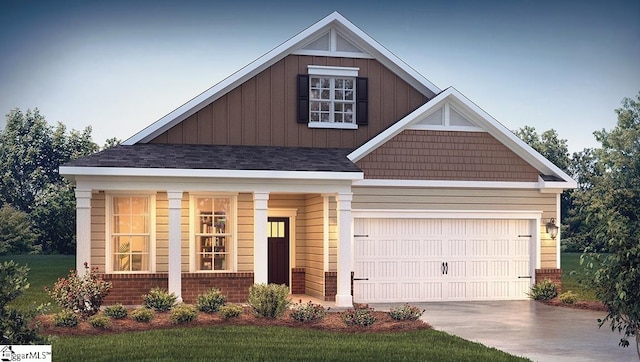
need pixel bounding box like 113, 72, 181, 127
52, 325, 528, 362
1, 254, 528, 361
561, 252, 596, 300
0, 254, 75, 312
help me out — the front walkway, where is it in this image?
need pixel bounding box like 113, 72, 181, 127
368, 300, 636, 362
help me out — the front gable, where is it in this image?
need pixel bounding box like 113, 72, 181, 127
356, 130, 540, 182
125, 12, 439, 146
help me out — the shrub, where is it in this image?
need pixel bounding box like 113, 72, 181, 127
46, 262, 112, 318
389, 304, 424, 321
290, 300, 326, 322
53, 309, 78, 327
247, 283, 290, 318
142, 287, 177, 312
341, 305, 377, 327
0, 260, 48, 344
87, 314, 111, 329
130, 307, 155, 323
218, 304, 243, 319
170, 304, 198, 324
527, 278, 558, 301
103, 303, 128, 319
196, 288, 227, 313
558, 290, 578, 304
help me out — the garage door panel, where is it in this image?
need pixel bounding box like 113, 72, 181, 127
354, 218, 533, 303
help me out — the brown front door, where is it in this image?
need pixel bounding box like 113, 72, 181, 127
268, 217, 290, 286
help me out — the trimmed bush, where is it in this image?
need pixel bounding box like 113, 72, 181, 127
219, 304, 243, 319
341, 305, 377, 327
142, 287, 177, 312
170, 304, 198, 324
130, 307, 155, 323
247, 283, 290, 318
87, 314, 111, 329
46, 263, 112, 318
103, 303, 128, 319
389, 304, 424, 321
196, 288, 227, 313
558, 290, 578, 304
290, 301, 326, 322
527, 278, 558, 301
53, 309, 78, 327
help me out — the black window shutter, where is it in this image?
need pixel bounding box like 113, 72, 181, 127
356, 77, 368, 125
297, 74, 309, 123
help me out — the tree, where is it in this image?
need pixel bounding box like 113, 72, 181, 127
515, 126, 571, 171
0, 108, 99, 253
0, 205, 36, 255
581, 92, 640, 357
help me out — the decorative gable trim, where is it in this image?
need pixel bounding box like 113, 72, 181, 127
123, 12, 440, 145
293, 27, 373, 59
348, 87, 577, 187
409, 102, 484, 132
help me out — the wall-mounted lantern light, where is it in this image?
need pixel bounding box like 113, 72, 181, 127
544, 218, 559, 239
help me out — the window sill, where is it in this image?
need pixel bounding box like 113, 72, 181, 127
308, 122, 358, 130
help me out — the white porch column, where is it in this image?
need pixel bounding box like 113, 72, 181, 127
253, 192, 270, 284
75, 189, 92, 274
335, 192, 353, 307
167, 191, 183, 303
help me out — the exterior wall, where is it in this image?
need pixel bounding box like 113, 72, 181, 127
357, 130, 540, 182
291, 268, 305, 294
150, 55, 429, 148
353, 186, 559, 268
90, 192, 106, 270
535, 268, 563, 293
302, 195, 325, 298
237, 192, 254, 272
328, 197, 338, 272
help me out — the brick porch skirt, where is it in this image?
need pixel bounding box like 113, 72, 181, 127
101, 272, 254, 305
535, 268, 563, 293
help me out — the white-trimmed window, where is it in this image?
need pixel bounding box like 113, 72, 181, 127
310, 76, 355, 124
297, 65, 367, 129
108, 195, 155, 273
191, 195, 236, 272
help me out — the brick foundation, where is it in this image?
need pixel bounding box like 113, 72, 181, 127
291, 268, 305, 294
324, 272, 337, 301
101, 272, 254, 305
535, 268, 563, 293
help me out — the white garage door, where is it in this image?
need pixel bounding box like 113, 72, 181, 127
353, 218, 533, 303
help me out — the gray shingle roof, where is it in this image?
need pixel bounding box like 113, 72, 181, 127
63, 144, 362, 173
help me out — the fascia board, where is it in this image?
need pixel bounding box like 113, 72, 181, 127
59, 166, 364, 181
124, 11, 441, 145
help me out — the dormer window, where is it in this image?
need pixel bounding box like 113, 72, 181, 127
298, 66, 368, 129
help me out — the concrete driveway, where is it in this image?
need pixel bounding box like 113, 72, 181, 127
371, 301, 637, 362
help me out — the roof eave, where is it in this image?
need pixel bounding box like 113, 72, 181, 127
59, 166, 364, 182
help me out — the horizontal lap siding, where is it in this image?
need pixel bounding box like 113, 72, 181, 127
91, 192, 106, 271
237, 193, 254, 272
353, 187, 558, 268
150, 55, 429, 148
357, 130, 540, 182
303, 195, 324, 298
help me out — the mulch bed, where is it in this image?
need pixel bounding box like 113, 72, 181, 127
543, 299, 608, 312
36, 308, 431, 337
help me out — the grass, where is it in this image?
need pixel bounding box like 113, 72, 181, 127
560, 252, 597, 300
0, 254, 75, 312
52, 325, 528, 362
0, 255, 528, 361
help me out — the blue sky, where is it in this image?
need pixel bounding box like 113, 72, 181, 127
1, 0, 638, 153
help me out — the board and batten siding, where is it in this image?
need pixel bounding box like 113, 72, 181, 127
352, 187, 559, 268
149, 55, 429, 148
